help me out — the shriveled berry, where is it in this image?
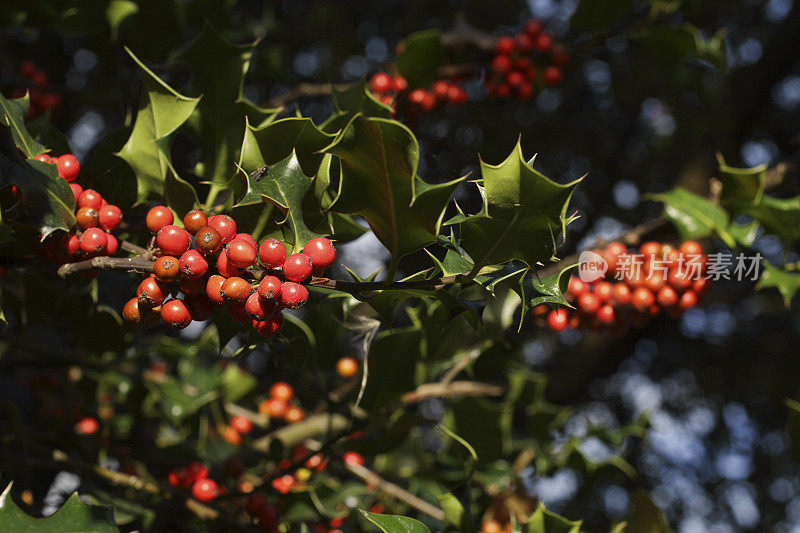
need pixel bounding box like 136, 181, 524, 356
154, 256, 180, 283
206, 275, 226, 305
194, 226, 222, 255
137, 275, 168, 308
146, 206, 174, 234
258, 275, 282, 301
56, 154, 80, 182
182, 209, 208, 235
226, 239, 257, 268
208, 215, 237, 245
280, 282, 308, 309
79, 227, 108, 254
220, 276, 251, 303
258, 238, 287, 268
98, 204, 122, 231
161, 299, 192, 329
78, 189, 103, 210
253, 313, 284, 337
75, 207, 99, 229
179, 250, 208, 279
157, 225, 190, 257
283, 253, 313, 282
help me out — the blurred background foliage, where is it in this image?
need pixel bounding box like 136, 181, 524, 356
1, 0, 800, 531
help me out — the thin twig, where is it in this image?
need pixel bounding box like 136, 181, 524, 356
57, 254, 155, 278
402, 381, 504, 404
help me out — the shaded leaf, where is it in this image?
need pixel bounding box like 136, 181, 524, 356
360, 327, 423, 411
755, 262, 800, 307
240, 117, 334, 179
0, 92, 46, 157
359, 510, 431, 533
525, 502, 582, 533
614, 489, 672, 533
716, 155, 766, 211
397, 30, 445, 89
647, 187, 735, 247
571, 0, 633, 32
0, 484, 119, 532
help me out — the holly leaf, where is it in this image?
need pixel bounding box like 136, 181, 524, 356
746, 195, 800, 244
449, 397, 512, 463
236, 151, 320, 252
755, 262, 800, 307
321, 79, 393, 133
716, 154, 766, 211
647, 187, 736, 247
360, 327, 424, 412
0, 483, 119, 532
359, 510, 431, 533
325, 115, 464, 278
447, 142, 581, 272
615, 490, 672, 533
178, 22, 279, 190
0, 150, 75, 238
525, 503, 582, 533
397, 29, 445, 89
117, 47, 200, 206
0, 92, 46, 157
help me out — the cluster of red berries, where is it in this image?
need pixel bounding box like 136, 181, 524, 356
536, 240, 711, 332
487, 18, 569, 100
9, 61, 61, 116
257, 382, 305, 424
368, 72, 468, 115
167, 461, 221, 502
122, 206, 337, 336
37, 154, 124, 263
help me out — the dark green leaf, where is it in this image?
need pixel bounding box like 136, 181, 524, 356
436, 493, 475, 533
360, 328, 423, 411
359, 510, 431, 533
746, 195, 800, 244
321, 79, 393, 133
615, 489, 672, 533
0, 484, 119, 532
647, 187, 735, 247
449, 397, 511, 463
0, 93, 46, 157
716, 154, 766, 211
397, 30, 445, 89
81, 126, 138, 208
755, 262, 800, 307
525, 502, 582, 533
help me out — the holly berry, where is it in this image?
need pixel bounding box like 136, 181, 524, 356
679, 240, 703, 256
123, 297, 143, 323
336, 357, 359, 378
65, 233, 81, 257
578, 292, 600, 314
194, 226, 222, 255
245, 292, 276, 320
146, 206, 174, 234
182, 209, 207, 235
596, 304, 615, 325
258, 275, 282, 301
408, 89, 436, 111
156, 225, 190, 257
254, 314, 284, 337
206, 275, 226, 304
285, 406, 304, 423
632, 287, 655, 312
220, 276, 251, 303
258, 238, 287, 268
613, 282, 632, 305
567, 276, 588, 298
160, 299, 191, 329
270, 382, 294, 402
75, 417, 99, 435
79, 227, 108, 254
222, 425, 242, 445
75, 207, 99, 229
231, 415, 252, 435
525, 19, 543, 37
433, 80, 450, 99
34, 153, 53, 163
185, 295, 214, 321
259, 397, 288, 419
226, 238, 257, 268
178, 250, 207, 279
235, 233, 257, 248
369, 72, 393, 94
208, 215, 237, 245
69, 183, 83, 203
180, 277, 205, 296
495, 36, 515, 55
78, 189, 103, 210
542, 66, 562, 85
547, 309, 569, 331
56, 154, 80, 182
192, 478, 219, 502
679, 290, 698, 310
271, 474, 295, 494
533, 32, 552, 52
137, 275, 168, 308
283, 253, 313, 282
343, 451, 364, 467
393, 76, 408, 93
657, 286, 678, 308
154, 256, 180, 283
491, 55, 512, 74
280, 282, 308, 309
98, 204, 122, 231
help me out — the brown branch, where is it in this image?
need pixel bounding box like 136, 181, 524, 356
121, 240, 148, 255
249, 413, 351, 453
57, 254, 155, 278
402, 380, 504, 404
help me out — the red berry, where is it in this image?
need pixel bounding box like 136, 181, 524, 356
98, 204, 122, 231
594, 281, 614, 302
192, 478, 219, 502
258, 275, 282, 301
123, 297, 143, 323
146, 206, 174, 234
408, 89, 436, 111
640, 241, 661, 257
525, 19, 543, 37
446, 85, 468, 104
65, 233, 81, 257
578, 292, 601, 314
34, 153, 53, 163
283, 253, 313, 282
260, 397, 288, 418
180, 277, 206, 297
369, 72, 393, 94
432, 80, 450, 99
253, 314, 284, 337
179, 250, 208, 279
208, 215, 237, 245
206, 275, 226, 304
632, 287, 655, 312
668, 269, 693, 292
496, 83, 511, 97
182, 209, 208, 235
491, 55, 512, 74
303, 237, 336, 274
186, 462, 209, 483
156, 225, 190, 257
69, 183, 83, 203
516, 33, 533, 52
657, 286, 678, 307
258, 238, 287, 268
534, 32, 552, 52
154, 255, 180, 282
195, 226, 222, 255
137, 275, 168, 308
271, 474, 295, 494
220, 276, 251, 303
185, 295, 214, 321
216, 251, 244, 278
692, 277, 710, 295
393, 76, 408, 93
79, 227, 108, 254
543, 66, 562, 85
280, 282, 308, 309
230, 415, 252, 435
506, 70, 525, 88
226, 239, 257, 268
516, 82, 533, 100
78, 189, 103, 210
161, 299, 192, 329
551, 44, 569, 65
547, 309, 569, 331
270, 382, 294, 402
613, 282, 632, 305
56, 154, 80, 182
596, 304, 616, 325
343, 452, 364, 467
245, 292, 277, 320
679, 240, 703, 256
679, 290, 699, 310
495, 36, 515, 55
75, 207, 99, 229
285, 406, 304, 423
75, 417, 98, 435
234, 233, 257, 248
